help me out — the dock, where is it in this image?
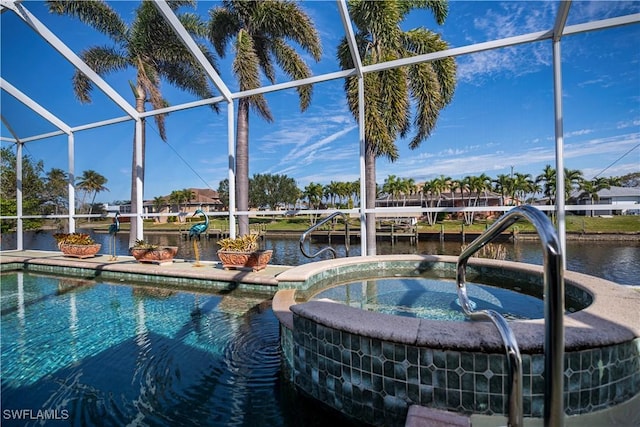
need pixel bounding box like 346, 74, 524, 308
180, 227, 267, 241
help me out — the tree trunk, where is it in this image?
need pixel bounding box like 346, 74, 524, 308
236, 99, 250, 236
129, 91, 146, 248
365, 144, 377, 256
88, 191, 97, 222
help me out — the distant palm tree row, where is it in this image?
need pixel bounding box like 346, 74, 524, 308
151, 189, 196, 222
299, 165, 622, 225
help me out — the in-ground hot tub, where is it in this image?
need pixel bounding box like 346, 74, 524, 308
273, 255, 640, 426
307, 275, 589, 321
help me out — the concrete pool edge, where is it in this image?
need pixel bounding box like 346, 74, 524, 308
0, 250, 289, 294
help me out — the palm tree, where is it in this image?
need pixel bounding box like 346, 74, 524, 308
564, 168, 584, 202
400, 177, 416, 207
348, 180, 360, 209
324, 181, 341, 208
462, 175, 486, 225
44, 168, 69, 215
47, 0, 218, 246
423, 175, 450, 225
76, 170, 108, 221
607, 176, 623, 186
303, 182, 324, 225
449, 179, 461, 214
512, 172, 534, 204
536, 165, 584, 205
460, 176, 475, 225
476, 172, 492, 206
152, 196, 166, 222
337, 0, 456, 254
168, 190, 186, 217
180, 188, 196, 211
493, 174, 513, 206
536, 164, 557, 205
382, 175, 400, 206
579, 177, 610, 217
336, 181, 351, 208
207, 0, 322, 236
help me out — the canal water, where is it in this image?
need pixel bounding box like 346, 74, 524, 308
1, 230, 638, 286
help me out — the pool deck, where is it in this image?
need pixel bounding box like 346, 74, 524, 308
0, 250, 291, 292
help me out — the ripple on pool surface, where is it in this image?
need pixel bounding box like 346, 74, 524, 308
310, 277, 545, 321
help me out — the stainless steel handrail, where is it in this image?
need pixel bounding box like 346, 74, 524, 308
299, 212, 350, 259
456, 205, 564, 427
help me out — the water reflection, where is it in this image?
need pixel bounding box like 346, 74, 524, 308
2, 230, 638, 286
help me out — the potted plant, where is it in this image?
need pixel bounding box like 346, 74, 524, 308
216, 233, 273, 272
129, 240, 178, 265
53, 233, 102, 259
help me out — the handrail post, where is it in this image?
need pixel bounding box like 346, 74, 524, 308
299, 212, 350, 259
456, 205, 564, 427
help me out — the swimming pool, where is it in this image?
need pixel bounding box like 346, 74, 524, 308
0, 272, 356, 426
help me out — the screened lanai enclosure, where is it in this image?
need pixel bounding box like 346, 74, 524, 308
1, 0, 639, 257
1, 3, 640, 427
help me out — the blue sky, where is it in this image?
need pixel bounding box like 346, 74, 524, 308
1, 1, 639, 204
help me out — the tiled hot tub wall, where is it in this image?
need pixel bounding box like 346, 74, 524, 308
287, 315, 639, 426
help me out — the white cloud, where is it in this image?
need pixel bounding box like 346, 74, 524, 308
568, 1, 640, 24
565, 129, 594, 138
279, 125, 358, 164
617, 119, 640, 129
457, 2, 557, 83
377, 131, 639, 182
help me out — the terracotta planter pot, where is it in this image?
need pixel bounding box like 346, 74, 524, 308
217, 250, 273, 272
130, 246, 178, 265
59, 243, 102, 259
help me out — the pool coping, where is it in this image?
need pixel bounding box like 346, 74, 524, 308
0, 250, 290, 293
273, 255, 640, 353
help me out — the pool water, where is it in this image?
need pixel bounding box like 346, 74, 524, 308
310, 277, 545, 321
0, 272, 357, 427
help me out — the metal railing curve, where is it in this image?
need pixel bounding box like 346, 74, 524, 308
456, 205, 564, 427
299, 212, 350, 259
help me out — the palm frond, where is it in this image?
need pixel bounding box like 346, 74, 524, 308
253, 1, 322, 61
254, 37, 276, 83
136, 63, 168, 141
208, 7, 241, 57
397, 0, 449, 25
159, 55, 219, 113
378, 68, 411, 138
178, 12, 209, 38
407, 62, 442, 148
402, 28, 456, 104
233, 29, 261, 91
74, 46, 128, 103
234, 29, 273, 122
345, 72, 398, 161
46, 0, 128, 44
337, 37, 354, 69
348, 0, 403, 52
271, 39, 314, 110
166, 0, 197, 11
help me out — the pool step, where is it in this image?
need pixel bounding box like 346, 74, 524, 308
404, 405, 471, 427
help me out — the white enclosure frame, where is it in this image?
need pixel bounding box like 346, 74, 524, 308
1, 0, 639, 261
